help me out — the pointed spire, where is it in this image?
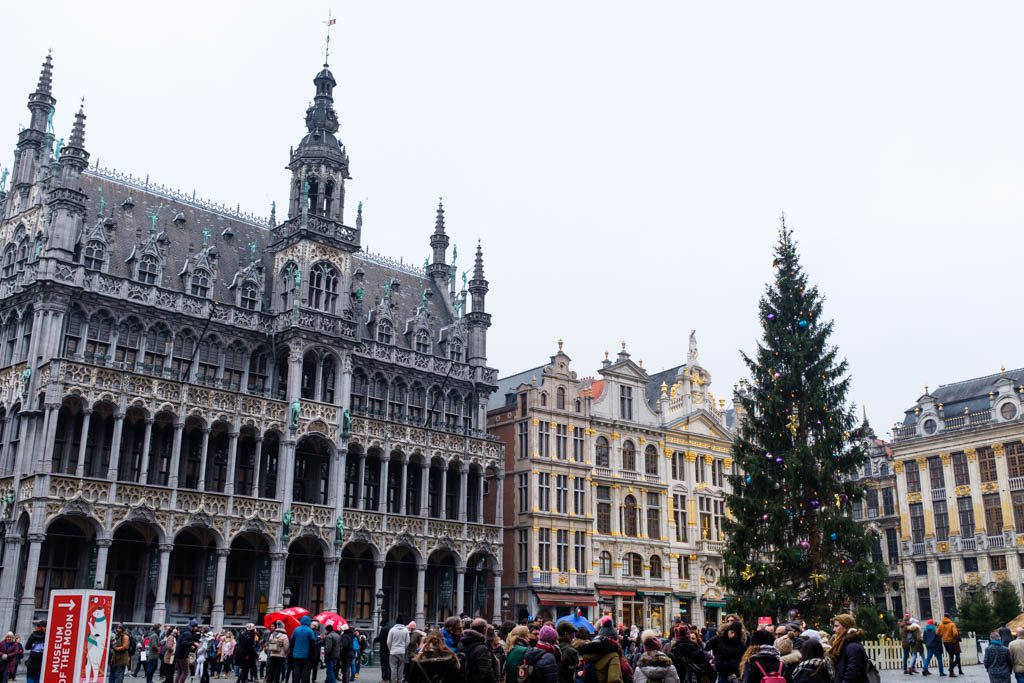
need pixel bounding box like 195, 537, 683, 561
434, 198, 446, 235
473, 240, 484, 279
356, 200, 363, 230
36, 51, 54, 97
68, 99, 86, 149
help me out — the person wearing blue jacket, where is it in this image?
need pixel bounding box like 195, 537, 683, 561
290, 617, 318, 683
922, 619, 944, 676
984, 631, 1013, 683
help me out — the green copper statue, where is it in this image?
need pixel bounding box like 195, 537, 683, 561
0, 168, 9, 193
342, 408, 352, 436
335, 516, 345, 544
355, 287, 364, 302
53, 137, 64, 160
281, 509, 293, 540
289, 399, 301, 430
148, 211, 159, 234
97, 187, 106, 217
21, 368, 30, 399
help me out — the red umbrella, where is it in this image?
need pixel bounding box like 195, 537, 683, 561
314, 611, 348, 631
263, 606, 310, 635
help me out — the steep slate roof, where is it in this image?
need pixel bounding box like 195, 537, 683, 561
489, 364, 545, 410
901, 368, 1024, 425
644, 364, 685, 408
77, 168, 457, 342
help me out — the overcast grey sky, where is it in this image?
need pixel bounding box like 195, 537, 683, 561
3, 1, 1022, 436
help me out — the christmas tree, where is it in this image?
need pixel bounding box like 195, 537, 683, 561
722, 222, 884, 625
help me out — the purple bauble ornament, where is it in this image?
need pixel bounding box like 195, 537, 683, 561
810, 499, 820, 509
762, 514, 769, 521
767, 313, 776, 320
775, 456, 784, 464
799, 540, 810, 549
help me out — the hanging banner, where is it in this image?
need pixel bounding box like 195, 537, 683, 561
41, 589, 116, 683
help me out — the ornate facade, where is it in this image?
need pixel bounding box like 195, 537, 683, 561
890, 368, 1024, 618
0, 54, 503, 635
487, 334, 734, 633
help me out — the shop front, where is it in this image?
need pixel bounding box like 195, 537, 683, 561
674, 593, 695, 627
534, 590, 599, 622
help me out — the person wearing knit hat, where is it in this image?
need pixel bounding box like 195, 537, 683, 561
634, 629, 679, 683
831, 614, 868, 683
708, 622, 746, 683
578, 626, 624, 683
751, 630, 776, 647
523, 626, 561, 683
598, 623, 619, 640
775, 634, 802, 672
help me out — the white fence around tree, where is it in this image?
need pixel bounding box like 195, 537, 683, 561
863, 635, 978, 670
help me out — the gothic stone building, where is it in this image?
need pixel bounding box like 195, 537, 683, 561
0, 54, 504, 635
487, 335, 734, 632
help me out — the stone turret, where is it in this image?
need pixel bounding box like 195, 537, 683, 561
9, 53, 56, 208
45, 102, 89, 258
426, 199, 450, 290
466, 241, 490, 368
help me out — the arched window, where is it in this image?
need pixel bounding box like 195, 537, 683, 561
308, 262, 339, 313
63, 309, 84, 356
650, 555, 663, 579
426, 387, 443, 427
239, 280, 260, 311
350, 369, 368, 412
448, 338, 464, 362
85, 312, 114, 360
247, 348, 270, 394
540, 393, 547, 407
280, 262, 298, 310
196, 336, 221, 385
408, 382, 426, 423
2, 316, 19, 366
307, 177, 320, 214
137, 255, 160, 285
645, 444, 659, 475
323, 180, 335, 217
622, 440, 637, 471
14, 235, 28, 272
623, 552, 642, 578
368, 374, 387, 415
17, 307, 31, 363
445, 390, 461, 430
1, 245, 14, 278
599, 551, 612, 576
623, 495, 638, 537
377, 319, 393, 344
595, 436, 610, 468
321, 355, 337, 403
556, 387, 566, 410
223, 342, 247, 391
415, 330, 431, 354
171, 331, 196, 378
114, 318, 142, 367
879, 462, 889, 476
575, 399, 582, 413
190, 268, 212, 298
144, 324, 171, 371
83, 241, 106, 271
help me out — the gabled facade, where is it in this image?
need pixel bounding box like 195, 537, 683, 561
488, 333, 734, 632
0, 53, 503, 635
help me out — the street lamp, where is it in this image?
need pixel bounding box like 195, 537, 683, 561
501, 592, 510, 622
282, 586, 292, 608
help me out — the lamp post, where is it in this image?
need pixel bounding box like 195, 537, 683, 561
282, 586, 292, 608
501, 592, 510, 622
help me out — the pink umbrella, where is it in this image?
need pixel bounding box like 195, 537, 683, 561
314, 611, 348, 630
264, 606, 310, 635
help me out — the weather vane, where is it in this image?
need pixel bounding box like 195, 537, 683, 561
323, 9, 336, 66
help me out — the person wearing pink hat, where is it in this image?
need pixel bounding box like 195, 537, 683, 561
521, 626, 561, 682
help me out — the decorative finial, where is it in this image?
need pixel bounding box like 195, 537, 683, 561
1002, 364, 1007, 373
639, 359, 644, 368
434, 198, 446, 235
322, 9, 337, 67
269, 200, 277, 226
621, 340, 626, 351
68, 99, 86, 149
356, 200, 363, 230
557, 339, 563, 352
604, 351, 609, 361
924, 384, 929, 395
660, 381, 668, 398
37, 51, 54, 96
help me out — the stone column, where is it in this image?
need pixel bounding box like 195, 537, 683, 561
335, 448, 347, 512
224, 430, 240, 496
457, 462, 468, 522
419, 462, 430, 517
372, 560, 385, 635
476, 470, 485, 524
495, 472, 504, 526
378, 453, 390, 514
74, 409, 92, 478
138, 418, 154, 484
105, 411, 125, 481
415, 562, 426, 625
323, 556, 340, 613
398, 457, 409, 516
439, 463, 449, 519
268, 552, 288, 611
280, 438, 296, 508
94, 538, 112, 589
611, 484, 621, 535
251, 437, 264, 498
210, 548, 230, 630
151, 543, 173, 625
355, 452, 366, 510
0, 536, 23, 630
15, 533, 44, 637
167, 419, 185, 491
455, 566, 466, 616
197, 427, 212, 492
1, 414, 15, 476
39, 403, 59, 474
492, 569, 503, 622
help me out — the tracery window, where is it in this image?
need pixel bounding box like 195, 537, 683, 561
415, 330, 431, 354
239, 281, 260, 311
377, 319, 393, 344
190, 268, 212, 298
137, 255, 160, 285
83, 241, 106, 271
308, 262, 339, 313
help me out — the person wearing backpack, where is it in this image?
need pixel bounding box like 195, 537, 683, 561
266, 622, 290, 683
577, 623, 624, 683
406, 633, 464, 683
829, 615, 867, 683
555, 623, 579, 683
145, 625, 163, 683
505, 626, 532, 680
633, 630, 679, 683
458, 618, 499, 682
741, 643, 791, 683
521, 625, 561, 683
23, 621, 44, 683
921, 620, 943, 677
985, 630, 1014, 683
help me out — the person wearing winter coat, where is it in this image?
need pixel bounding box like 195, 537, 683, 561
775, 636, 802, 676
457, 619, 499, 682
290, 616, 318, 683
522, 625, 562, 683
375, 623, 391, 683
707, 622, 747, 683
634, 630, 680, 683
0, 632, 23, 683
322, 625, 341, 683
505, 626, 532, 678
742, 645, 793, 683
266, 623, 289, 683
386, 619, 411, 683
235, 625, 260, 683
938, 615, 960, 679
555, 623, 580, 683
669, 626, 713, 683
577, 625, 624, 683
791, 641, 834, 683
829, 615, 867, 683
406, 633, 464, 683
985, 631, 1014, 683
921, 620, 944, 676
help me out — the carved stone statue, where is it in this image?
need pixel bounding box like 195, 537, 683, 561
688, 330, 699, 366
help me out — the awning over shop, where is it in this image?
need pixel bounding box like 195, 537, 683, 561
637, 587, 674, 595
703, 601, 727, 608
535, 591, 598, 607
598, 589, 636, 597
